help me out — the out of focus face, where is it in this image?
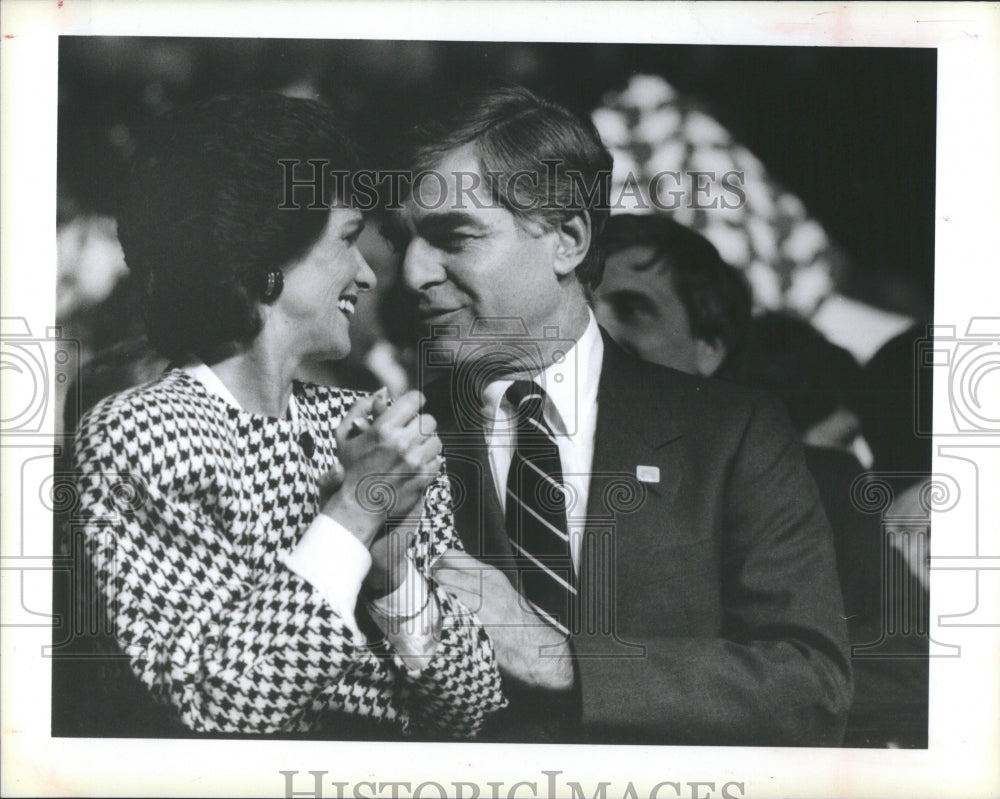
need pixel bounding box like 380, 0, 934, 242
594, 245, 708, 374
270, 206, 376, 362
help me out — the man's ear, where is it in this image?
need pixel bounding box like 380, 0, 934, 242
552, 213, 591, 277
694, 337, 727, 377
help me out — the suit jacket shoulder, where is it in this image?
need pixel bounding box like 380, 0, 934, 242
580, 332, 852, 746
596, 330, 781, 449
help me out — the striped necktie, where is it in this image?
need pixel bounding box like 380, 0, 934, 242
504, 380, 575, 635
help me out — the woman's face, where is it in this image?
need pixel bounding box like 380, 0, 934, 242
269, 206, 377, 361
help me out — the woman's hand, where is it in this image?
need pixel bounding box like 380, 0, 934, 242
317, 445, 424, 597
320, 389, 442, 553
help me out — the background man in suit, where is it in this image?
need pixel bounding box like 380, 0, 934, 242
595, 216, 921, 746
398, 86, 852, 745
595, 218, 883, 630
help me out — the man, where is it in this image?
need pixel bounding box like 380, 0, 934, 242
596, 220, 881, 631
399, 86, 852, 745
593, 213, 752, 377
600, 230, 920, 749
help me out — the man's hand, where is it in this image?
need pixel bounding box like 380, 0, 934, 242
432, 549, 574, 691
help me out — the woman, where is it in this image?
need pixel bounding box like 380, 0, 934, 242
71, 92, 504, 737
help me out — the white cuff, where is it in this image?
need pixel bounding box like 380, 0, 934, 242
368, 559, 441, 669
281, 514, 372, 636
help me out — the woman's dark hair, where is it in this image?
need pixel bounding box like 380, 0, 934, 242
117, 92, 357, 359
407, 85, 613, 290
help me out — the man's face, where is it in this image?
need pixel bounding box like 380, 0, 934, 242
594, 244, 710, 374
400, 144, 573, 365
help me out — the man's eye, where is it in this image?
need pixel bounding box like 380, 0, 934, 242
613, 298, 639, 321
431, 233, 474, 253
607, 294, 656, 324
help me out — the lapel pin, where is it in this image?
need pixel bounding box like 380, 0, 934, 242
636, 465, 660, 483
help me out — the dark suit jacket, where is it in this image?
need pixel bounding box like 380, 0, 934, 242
424, 331, 852, 746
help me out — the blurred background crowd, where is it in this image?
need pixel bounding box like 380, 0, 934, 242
56, 38, 935, 747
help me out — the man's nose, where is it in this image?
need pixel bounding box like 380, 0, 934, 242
401, 238, 445, 292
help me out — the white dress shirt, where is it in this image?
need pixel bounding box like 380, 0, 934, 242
480, 311, 604, 571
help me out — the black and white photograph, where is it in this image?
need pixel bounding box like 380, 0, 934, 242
2, 3, 998, 798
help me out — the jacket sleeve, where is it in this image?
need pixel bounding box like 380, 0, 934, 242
74, 458, 380, 734
573, 394, 853, 746
382, 472, 507, 738
73, 415, 503, 737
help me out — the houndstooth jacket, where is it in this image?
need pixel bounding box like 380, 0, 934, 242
71, 368, 505, 737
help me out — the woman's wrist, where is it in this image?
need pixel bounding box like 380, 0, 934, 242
282, 514, 373, 636
363, 562, 405, 598
320, 497, 380, 548
366, 560, 438, 629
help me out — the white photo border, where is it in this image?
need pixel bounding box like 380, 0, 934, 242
2, 2, 999, 797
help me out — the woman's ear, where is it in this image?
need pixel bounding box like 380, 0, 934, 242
552, 213, 592, 277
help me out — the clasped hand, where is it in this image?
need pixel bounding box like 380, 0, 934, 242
319, 389, 442, 595
432, 549, 574, 691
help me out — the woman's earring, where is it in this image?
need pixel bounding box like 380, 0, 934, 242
261, 270, 284, 303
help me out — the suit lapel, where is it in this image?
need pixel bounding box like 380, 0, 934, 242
571, 331, 686, 657
586, 331, 684, 520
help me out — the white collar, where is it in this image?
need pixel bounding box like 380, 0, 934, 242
181, 357, 299, 422
482, 310, 603, 435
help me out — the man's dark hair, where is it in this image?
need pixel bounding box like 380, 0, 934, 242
117, 91, 357, 360
716, 311, 862, 434
407, 85, 613, 289
603, 213, 752, 357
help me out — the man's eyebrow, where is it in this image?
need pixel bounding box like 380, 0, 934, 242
414, 211, 489, 236
608, 247, 666, 273
605, 289, 658, 313
342, 216, 366, 236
